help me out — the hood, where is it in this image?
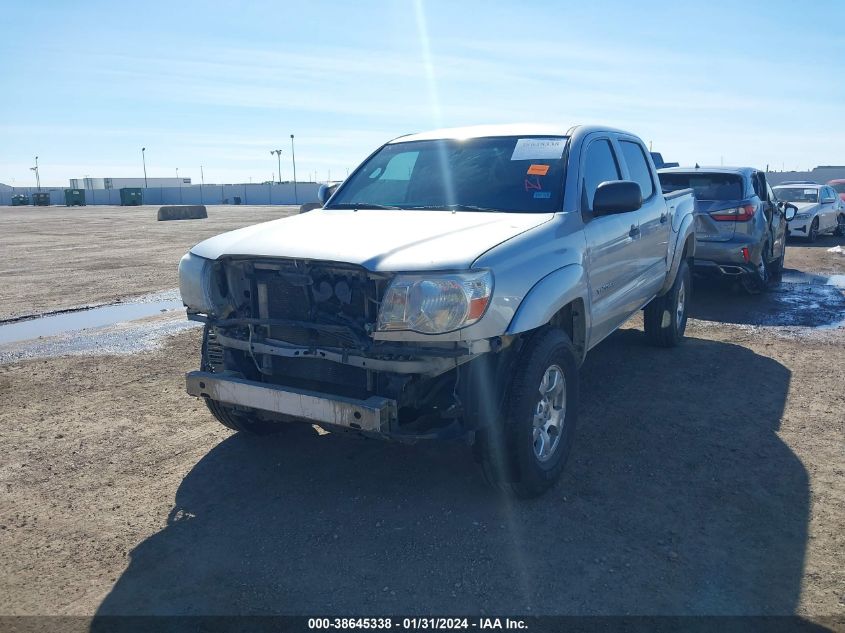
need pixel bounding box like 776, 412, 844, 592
790, 202, 820, 213
190, 208, 554, 271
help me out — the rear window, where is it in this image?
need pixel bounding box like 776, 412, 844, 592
659, 172, 744, 201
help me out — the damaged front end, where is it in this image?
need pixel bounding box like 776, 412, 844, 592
182, 256, 508, 440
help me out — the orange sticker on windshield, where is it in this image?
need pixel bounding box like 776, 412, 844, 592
527, 164, 550, 176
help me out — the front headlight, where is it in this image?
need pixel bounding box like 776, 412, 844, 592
178, 252, 215, 314
377, 270, 493, 334
793, 212, 811, 220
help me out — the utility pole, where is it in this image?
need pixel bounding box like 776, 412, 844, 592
271, 149, 283, 184
290, 134, 298, 203
200, 165, 205, 204
141, 147, 148, 188
176, 168, 182, 203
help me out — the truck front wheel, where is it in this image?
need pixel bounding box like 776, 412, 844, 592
204, 398, 287, 435
644, 259, 690, 347
200, 325, 287, 435
480, 328, 579, 498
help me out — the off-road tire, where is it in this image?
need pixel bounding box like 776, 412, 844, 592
809, 217, 819, 243
770, 242, 786, 280
644, 259, 691, 347
480, 328, 579, 498
200, 326, 287, 435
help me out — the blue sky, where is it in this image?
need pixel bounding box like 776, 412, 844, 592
1, 0, 843, 187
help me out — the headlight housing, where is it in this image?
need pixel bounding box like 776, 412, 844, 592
793, 212, 811, 220
178, 252, 215, 314
377, 270, 493, 334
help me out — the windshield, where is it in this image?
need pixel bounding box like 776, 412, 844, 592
773, 187, 819, 203
659, 172, 744, 201
327, 136, 568, 213
832, 183, 845, 194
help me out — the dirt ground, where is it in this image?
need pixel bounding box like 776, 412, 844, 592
0, 205, 295, 321
0, 207, 843, 621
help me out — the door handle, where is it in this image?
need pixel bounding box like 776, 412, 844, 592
629, 225, 641, 238
660, 212, 668, 224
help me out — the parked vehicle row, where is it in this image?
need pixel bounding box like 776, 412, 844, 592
179, 124, 696, 497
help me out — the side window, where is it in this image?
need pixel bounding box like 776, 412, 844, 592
751, 172, 763, 198
581, 139, 621, 213
619, 140, 655, 199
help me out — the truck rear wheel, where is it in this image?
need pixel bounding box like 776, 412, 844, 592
480, 328, 578, 498
644, 259, 690, 347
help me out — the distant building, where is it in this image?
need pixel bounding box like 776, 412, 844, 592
767, 166, 845, 186
68, 177, 191, 190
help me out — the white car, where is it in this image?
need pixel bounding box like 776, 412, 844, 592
773, 184, 845, 241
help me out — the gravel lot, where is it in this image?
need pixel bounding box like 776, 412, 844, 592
0, 206, 842, 622
0, 205, 295, 321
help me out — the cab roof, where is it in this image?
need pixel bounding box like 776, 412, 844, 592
387, 123, 639, 145
658, 166, 757, 177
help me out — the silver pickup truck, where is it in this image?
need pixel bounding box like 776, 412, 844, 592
179, 124, 695, 497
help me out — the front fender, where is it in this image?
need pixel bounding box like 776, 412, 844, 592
506, 264, 589, 336
658, 212, 695, 296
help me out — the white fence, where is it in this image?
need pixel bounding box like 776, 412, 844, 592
0, 182, 319, 206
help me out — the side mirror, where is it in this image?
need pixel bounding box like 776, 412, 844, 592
317, 184, 331, 205
593, 180, 643, 215
783, 202, 798, 222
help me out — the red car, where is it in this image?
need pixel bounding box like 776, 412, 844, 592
829, 179, 845, 203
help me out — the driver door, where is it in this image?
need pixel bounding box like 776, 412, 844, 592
580, 136, 642, 348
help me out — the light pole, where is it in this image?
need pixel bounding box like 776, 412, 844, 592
271, 149, 282, 184
200, 165, 205, 204
30, 156, 41, 191
141, 147, 148, 188
176, 168, 182, 203
290, 134, 298, 203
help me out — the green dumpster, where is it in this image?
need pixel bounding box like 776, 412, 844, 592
11, 194, 30, 206
64, 189, 86, 206
32, 192, 50, 206
119, 188, 143, 206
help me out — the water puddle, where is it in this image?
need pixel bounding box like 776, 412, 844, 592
0, 298, 184, 345
690, 269, 845, 331
780, 271, 845, 289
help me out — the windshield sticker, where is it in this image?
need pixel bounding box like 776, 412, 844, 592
527, 164, 550, 176
511, 138, 566, 161
533, 191, 551, 199
525, 176, 543, 192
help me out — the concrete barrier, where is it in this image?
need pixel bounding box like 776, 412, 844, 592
157, 205, 208, 221
299, 202, 322, 213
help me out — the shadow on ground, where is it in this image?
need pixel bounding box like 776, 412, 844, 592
94, 330, 807, 617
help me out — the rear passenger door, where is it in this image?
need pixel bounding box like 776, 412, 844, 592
766, 181, 786, 261
579, 136, 642, 347
617, 137, 668, 298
